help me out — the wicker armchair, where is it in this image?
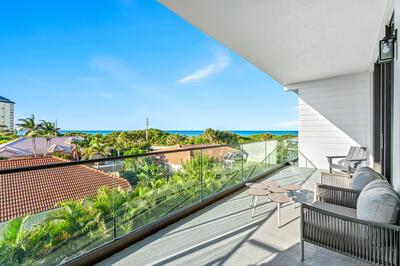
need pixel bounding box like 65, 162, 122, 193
320, 171, 352, 188
301, 184, 400, 265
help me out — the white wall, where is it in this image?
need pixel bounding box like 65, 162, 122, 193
393, 1, 400, 192
293, 72, 373, 170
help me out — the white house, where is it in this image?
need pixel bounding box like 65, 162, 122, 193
0, 136, 83, 158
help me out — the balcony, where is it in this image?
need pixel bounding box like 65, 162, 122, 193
0, 138, 374, 265
0, 140, 292, 263
99, 165, 370, 266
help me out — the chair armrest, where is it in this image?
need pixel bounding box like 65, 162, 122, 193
347, 158, 367, 162
301, 202, 400, 233
316, 184, 360, 208
320, 172, 352, 188
326, 155, 346, 159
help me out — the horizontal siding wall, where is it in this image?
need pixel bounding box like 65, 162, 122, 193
295, 72, 372, 170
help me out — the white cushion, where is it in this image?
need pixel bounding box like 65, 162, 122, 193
357, 179, 400, 224
351, 167, 384, 191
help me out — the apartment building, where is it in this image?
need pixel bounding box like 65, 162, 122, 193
0, 96, 15, 132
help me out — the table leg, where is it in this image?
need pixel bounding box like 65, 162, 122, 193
250, 195, 255, 207
277, 202, 281, 228
291, 191, 295, 207
252, 196, 258, 218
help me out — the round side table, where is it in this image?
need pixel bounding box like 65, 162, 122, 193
247, 188, 271, 217
268, 192, 290, 227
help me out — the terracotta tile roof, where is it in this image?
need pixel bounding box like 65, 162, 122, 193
0, 157, 131, 222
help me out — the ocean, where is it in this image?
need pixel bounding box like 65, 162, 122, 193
60, 130, 298, 137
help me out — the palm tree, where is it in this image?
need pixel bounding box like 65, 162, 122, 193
38, 120, 60, 157
0, 216, 29, 265
17, 115, 39, 157
81, 142, 111, 160
71, 139, 84, 161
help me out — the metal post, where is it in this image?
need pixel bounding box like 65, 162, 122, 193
241, 144, 244, 181
200, 150, 203, 201
113, 160, 117, 240
145, 117, 149, 141
265, 141, 267, 169
300, 204, 305, 261
277, 202, 281, 228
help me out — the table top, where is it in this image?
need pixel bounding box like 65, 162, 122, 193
268, 186, 288, 193
247, 188, 271, 196
261, 180, 280, 187
245, 182, 269, 189
268, 193, 290, 203
284, 183, 302, 191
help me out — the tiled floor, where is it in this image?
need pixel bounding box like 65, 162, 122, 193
98, 166, 371, 266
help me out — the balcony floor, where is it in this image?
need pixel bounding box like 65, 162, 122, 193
98, 166, 372, 266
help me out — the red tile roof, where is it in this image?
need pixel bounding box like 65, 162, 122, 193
0, 157, 131, 222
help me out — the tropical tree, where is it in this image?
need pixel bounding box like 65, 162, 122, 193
135, 160, 168, 187
39, 120, 60, 157
0, 216, 30, 265
17, 114, 39, 157
81, 142, 111, 160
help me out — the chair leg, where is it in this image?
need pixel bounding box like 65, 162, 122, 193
301, 239, 304, 261
250, 196, 255, 207
251, 196, 258, 218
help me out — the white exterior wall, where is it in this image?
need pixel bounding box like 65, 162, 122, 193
293, 72, 373, 170
0, 102, 14, 132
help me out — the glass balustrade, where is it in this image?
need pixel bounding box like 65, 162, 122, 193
0, 139, 298, 265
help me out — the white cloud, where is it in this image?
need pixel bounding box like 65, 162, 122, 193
177, 52, 231, 84
96, 92, 113, 98
275, 120, 299, 128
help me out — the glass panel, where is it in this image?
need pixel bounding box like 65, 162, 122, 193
242, 141, 268, 179
199, 144, 243, 199
114, 150, 201, 238
0, 162, 116, 265
0, 140, 297, 265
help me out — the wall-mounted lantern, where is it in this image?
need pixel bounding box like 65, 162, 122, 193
379, 26, 397, 63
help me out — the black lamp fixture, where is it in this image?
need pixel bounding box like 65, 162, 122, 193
379, 25, 397, 63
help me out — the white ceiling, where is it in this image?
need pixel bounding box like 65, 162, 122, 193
159, 0, 390, 85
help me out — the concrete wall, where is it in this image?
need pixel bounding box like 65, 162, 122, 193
293, 72, 373, 170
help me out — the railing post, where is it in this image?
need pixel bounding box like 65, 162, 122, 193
264, 141, 268, 169
200, 149, 203, 201
113, 159, 117, 240
241, 144, 244, 181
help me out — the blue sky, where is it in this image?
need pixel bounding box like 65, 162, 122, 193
0, 0, 298, 131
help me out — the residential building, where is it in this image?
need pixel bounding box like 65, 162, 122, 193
0, 136, 83, 158
0, 157, 131, 222
0, 96, 15, 132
